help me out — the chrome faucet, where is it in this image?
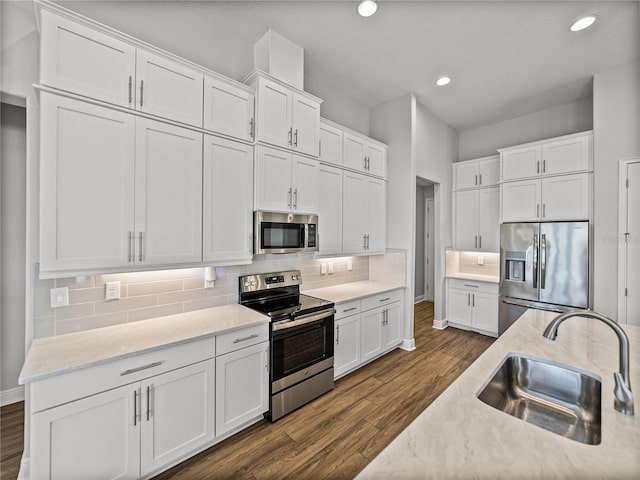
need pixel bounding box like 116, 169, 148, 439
543, 309, 634, 416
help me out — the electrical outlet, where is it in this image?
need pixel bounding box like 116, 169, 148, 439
477, 256, 484, 265
328, 262, 334, 274
105, 281, 121, 301
347, 260, 353, 271
50, 287, 69, 308
321, 263, 327, 274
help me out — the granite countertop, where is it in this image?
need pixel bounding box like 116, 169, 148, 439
446, 272, 499, 283
19, 304, 268, 384
303, 280, 405, 304
357, 309, 640, 479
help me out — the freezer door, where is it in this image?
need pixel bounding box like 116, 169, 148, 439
500, 223, 539, 301
539, 222, 589, 308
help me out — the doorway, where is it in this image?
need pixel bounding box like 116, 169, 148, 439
415, 177, 436, 306
618, 158, 640, 325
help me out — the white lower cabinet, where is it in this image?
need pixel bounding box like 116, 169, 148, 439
446, 279, 498, 337
361, 301, 402, 362
335, 314, 361, 377
215, 342, 269, 436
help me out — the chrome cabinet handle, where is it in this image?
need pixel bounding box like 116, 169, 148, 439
379, 297, 391, 302
128, 231, 134, 262
343, 307, 357, 312
146, 386, 151, 421
363, 156, 367, 170
133, 389, 138, 426
288, 127, 293, 146
139, 80, 144, 107
139, 232, 144, 262
121, 361, 163, 376
475, 235, 478, 248
463, 284, 479, 288
536, 204, 540, 218
250, 118, 255, 139
468, 293, 470, 306
233, 333, 259, 344
479, 173, 483, 185
475, 174, 478, 186
479, 235, 482, 249
336, 324, 340, 345
294, 129, 298, 147
537, 160, 540, 174
363, 234, 366, 250
288, 187, 292, 208
128, 76, 133, 104
542, 159, 546, 173
472, 294, 475, 307
293, 188, 298, 209
542, 203, 546, 218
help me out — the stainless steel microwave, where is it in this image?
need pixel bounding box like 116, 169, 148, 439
254, 211, 318, 254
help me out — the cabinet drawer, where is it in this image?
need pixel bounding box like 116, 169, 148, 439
216, 323, 269, 356
335, 299, 361, 320
31, 336, 216, 413
447, 278, 498, 295
362, 289, 403, 311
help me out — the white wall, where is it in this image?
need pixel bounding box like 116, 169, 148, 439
370, 93, 416, 346
1, 103, 27, 403
415, 102, 458, 323
458, 97, 593, 161
593, 61, 640, 318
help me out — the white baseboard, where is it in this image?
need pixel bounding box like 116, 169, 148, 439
414, 295, 425, 304
432, 319, 448, 330
400, 338, 416, 351
1, 386, 25, 406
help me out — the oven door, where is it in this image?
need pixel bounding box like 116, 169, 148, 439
271, 309, 334, 393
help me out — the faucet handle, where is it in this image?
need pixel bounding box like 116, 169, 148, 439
613, 372, 634, 415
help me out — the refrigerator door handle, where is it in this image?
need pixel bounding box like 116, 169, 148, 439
532, 234, 538, 289
540, 234, 547, 289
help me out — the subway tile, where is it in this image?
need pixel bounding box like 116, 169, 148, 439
226, 293, 239, 304
54, 302, 94, 321
183, 295, 227, 313
95, 295, 157, 315
56, 275, 95, 289
127, 279, 184, 297
35, 279, 55, 318
158, 288, 205, 305
127, 303, 184, 323
205, 283, 236, 298
34, 316, 55, 339
55, 312, 128, 335
68, 287, 106, 304
184, 277, 205, 290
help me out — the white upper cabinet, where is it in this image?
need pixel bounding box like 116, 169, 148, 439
203, 75, 255, 142
454, 155, 500, 190
39, 9, 204, 127
318, 164, 343, 255
500, 131, 592, 181
342, 171, 386, 254
343, 132, 387, 178
501, 179, 542, 223
40, 10, 136, 108
136, 50, 204, 127
203, 135, 253, 264
453, 187, 499, 252
292, 155, 320, 214
253, 73, 321, 156
319, 120, 343, 166
540, 173, 590, 221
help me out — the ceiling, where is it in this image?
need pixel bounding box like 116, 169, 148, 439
55, 1, 639, 131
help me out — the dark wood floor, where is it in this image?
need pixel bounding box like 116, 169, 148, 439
0, 302, 494, 480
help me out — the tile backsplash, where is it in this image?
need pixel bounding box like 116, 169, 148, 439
445, 249, 500, 277
34, 255, 373, 338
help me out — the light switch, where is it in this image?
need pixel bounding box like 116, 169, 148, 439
477, 256, 484, 265
50, 287, 69, 308
328, 262, 334, 274
321, 263, 327, 275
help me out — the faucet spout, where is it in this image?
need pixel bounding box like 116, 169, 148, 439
543, 309, 634, 416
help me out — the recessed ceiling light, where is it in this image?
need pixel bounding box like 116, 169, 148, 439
358, 0, 378, 18
570, 15, 597, 32
436, 76, 452, 87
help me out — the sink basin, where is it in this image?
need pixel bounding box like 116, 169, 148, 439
477, 353, 602, 445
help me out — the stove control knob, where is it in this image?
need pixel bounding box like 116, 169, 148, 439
291, 274, 299, 281
251, 280, 257, 287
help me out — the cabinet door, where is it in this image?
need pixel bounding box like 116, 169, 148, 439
335, 315, 361, 377
366, 176, 387, 253
255, 146, 293, 212
342, 171, 367, 253
203, 136, 253, 263
365, 142, 386, 178
257, 77, 292, 149
541, 173, 590, 221
447, 288, 471, 327
501, 179, 542, 223
542, 135, 590, 176
39, 93, 135, 274
383, 302, 403, 350
478, 187, 500, 252
478, 156, 500, 187
292, 93, 320, 157
140, 360, 215, 476
454, 162, 479, 190
136, 50, 204, 127
454, 190, 479, 250
501, 145, 542, 181
319, 122, 343, 166
343, 132, 366, 172
471, 292, 498, 335
40, 11, 136, 108
361, 307, 384, 362
135, 118, 203, 266
292, 155, 320, 214
319, 164, 343, 255
216, 343, 269, 436
31, 384, 140, 480
203, 75, 254, 141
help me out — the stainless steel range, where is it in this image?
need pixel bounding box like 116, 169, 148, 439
239, 270, 335, 421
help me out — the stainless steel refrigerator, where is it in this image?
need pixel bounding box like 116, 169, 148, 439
499, 221, 589, 334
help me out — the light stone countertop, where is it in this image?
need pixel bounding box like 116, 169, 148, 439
302, 280, 405, 304
356, 309, 640, 480
446, 272, 499, 283
19, 304, 268, 384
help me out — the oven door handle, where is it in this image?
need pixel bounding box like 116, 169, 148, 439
272, 308, 335, 331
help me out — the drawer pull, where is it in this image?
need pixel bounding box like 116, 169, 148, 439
121, 361, 163, 376
233, 333, 260, 344
343, 307, 357, 312
463, 284, 479, 288
379, 297, 391, 302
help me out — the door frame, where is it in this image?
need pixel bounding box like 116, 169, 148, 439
618, 157, 640, 324
424, 198, 435, 301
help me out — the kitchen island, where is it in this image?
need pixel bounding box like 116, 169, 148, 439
357, 309, 640, 479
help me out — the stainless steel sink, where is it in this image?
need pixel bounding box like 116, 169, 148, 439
477, 353, 602, 445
